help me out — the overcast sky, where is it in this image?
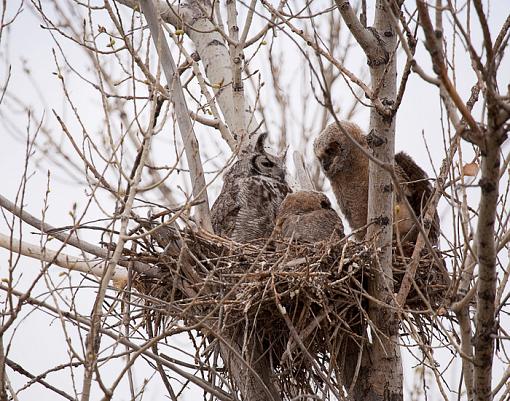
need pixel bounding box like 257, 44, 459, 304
1, 0, 509, 400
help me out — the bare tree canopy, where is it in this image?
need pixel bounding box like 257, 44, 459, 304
0, 1, 509, 401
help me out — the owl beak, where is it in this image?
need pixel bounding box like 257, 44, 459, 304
321, 157, 331, 172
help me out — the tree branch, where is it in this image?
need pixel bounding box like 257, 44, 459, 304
80, 98, 158, 401
4, 357, 76, 401
140, 0, 212, 231
116, 0, 260, 149
336, 1, 403, 400
260, 0, 387, 115
396, 84, 481, 307
0, 284, 234, 401
416, 0, 483, 144
0, 233, 128, 283
334, 0, 388, 66
225, 0, 249, 148
473, 126, 500, 401
0, 194, 158, 278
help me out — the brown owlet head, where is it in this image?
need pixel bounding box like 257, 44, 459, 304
277, 190, 333, 218
313, 122, 367, 177
274, 190, 345, 243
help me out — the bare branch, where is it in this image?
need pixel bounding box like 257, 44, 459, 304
0, 233, 128, 283
140, 0, 212, 231
416, 0, 483, 144
335, 0, 388, 66
0, 194, 158, 277
116, 0, 260, 147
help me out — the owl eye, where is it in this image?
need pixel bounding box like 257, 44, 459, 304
320, 199, 331, 209
326, 142, 341, 155
259, 158, 274, 168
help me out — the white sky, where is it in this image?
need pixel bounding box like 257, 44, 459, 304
1, 0, 509, 400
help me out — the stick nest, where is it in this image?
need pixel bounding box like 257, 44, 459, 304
131, 226, 450, 392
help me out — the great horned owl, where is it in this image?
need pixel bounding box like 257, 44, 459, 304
313, 121, 439, 245
273, 191, 344, 243
211, 134, 291, 243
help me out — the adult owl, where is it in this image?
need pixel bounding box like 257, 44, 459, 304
273, 191, 344, 243
313, 121, 439, 245
211, 133, 291, 243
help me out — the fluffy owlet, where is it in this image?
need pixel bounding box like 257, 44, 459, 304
211, 134, 292, 243
273, 191, 344, 243
313, 121, 440, 245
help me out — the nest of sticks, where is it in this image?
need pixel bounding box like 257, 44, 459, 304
130, 224, 450, 393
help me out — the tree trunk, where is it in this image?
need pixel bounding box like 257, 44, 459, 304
337, 1, 404, 399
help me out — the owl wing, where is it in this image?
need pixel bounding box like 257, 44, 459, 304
395, 152, 440, 245
231, 176, 291, 243
211, 179, 241, 238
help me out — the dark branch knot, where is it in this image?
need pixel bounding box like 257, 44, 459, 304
366, 27, 390, 67
366, 129, 386, 148
381, 98, 396, 121
338, 1, 351, 11
423, 218, 432, 230
479, 177, 497, 194
496, 126, 509, 146
373, 215, 390, 227
474, 322, 499, 347
208, 39, 226, 48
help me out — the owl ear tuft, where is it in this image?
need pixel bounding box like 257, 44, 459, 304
279, 145, 289, 162
254, 132, 268, 153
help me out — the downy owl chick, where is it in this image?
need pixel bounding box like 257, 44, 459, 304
211, 133, 292, 243
313, 121, 439, 245
273, 191, 344, 243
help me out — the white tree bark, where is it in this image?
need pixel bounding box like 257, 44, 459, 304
140, 0, 212, 231
337, 1, 403, 400
226, 0, 249, 148
116, 0, 260, 150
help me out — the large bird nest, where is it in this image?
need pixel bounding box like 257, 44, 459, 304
129, 224, 450, 394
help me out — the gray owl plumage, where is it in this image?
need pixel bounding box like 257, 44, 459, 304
274, 191, 345, 243
211, 134, 291, 243
314, 121, 440, 245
